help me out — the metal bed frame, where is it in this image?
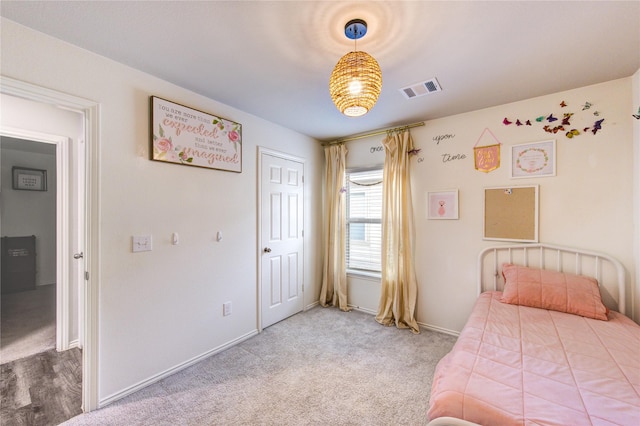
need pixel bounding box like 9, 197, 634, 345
477, 243, 626, 314
427, 243, 627, 426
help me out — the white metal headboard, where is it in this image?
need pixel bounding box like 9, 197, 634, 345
478, 243, 626, 315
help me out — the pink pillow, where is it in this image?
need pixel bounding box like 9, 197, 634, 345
501, 264, 609, 320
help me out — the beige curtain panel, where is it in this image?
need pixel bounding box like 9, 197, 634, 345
376, 129, 420, 333
320, 144, 350, 311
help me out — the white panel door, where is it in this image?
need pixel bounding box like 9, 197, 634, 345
260, 151, 304, 328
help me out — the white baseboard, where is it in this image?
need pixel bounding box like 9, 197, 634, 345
348, 305, 460, 337
417, 321, 460, 337
98, 329, 259, 408
304, 300, 320, 310
348, 304, 377, 316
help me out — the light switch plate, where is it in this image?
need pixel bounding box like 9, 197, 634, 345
223, 301, 232, 316
132, 235, 152, 252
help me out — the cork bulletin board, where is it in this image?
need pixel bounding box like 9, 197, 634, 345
483, 185, 539, 242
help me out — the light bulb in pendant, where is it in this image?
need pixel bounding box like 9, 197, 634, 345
348, 79, 362, 95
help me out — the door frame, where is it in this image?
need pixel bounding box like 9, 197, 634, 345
1, 76, 100, 412
0, 127, 72, 351
257, 147, 305, 332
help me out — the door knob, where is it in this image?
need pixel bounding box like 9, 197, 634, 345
73, 252, 84, 259
263, 247, 272, 253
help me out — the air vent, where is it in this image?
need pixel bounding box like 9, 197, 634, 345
399, 78, 442, 99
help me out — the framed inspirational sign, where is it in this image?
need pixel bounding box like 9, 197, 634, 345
12, 167, 47, 191
150, 96, 242, 173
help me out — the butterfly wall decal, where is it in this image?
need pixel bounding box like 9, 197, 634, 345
632, 106, 639, 119
591, 118, 604, 134
543, 125, 565, 134
502, 100, 608, 137
565, 129, 580, 139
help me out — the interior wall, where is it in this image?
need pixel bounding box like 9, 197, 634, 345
632, 68, 640, 325
1, 138, 56, 287
1, 18, 324, 404
346, 77, 637, 332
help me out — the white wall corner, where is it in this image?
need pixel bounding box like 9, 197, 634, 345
632, 68, 640, 324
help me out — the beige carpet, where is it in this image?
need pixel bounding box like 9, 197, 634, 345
62, 306, 457, 426
1, 284, 56, 364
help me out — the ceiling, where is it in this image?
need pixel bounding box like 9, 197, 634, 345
1, 1, 639, 142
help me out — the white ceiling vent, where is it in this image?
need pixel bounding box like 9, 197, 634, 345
399, 78, 442, 99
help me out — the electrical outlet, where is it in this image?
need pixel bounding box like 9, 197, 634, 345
132, 235, 152, 252
223, 301, 232, 316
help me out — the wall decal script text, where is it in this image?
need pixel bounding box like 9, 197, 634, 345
433, 134, 456, 144
442, 153, 467, 163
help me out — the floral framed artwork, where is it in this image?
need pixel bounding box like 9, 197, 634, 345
511, 139, 555, 178
12, 167, 47, 191
150, 96, 242, 172
427, 190, 459, 220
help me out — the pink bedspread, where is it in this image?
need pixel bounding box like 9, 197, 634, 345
428, 291, 640, 426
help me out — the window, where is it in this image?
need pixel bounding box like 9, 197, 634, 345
345, 168, 383, 273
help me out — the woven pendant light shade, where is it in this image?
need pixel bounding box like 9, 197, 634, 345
329, 51, 382, 117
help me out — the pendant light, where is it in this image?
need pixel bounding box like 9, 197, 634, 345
329, 19, 382, 117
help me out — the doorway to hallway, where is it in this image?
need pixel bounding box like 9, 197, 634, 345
1, 76, 100, 412
0, 130, 84, 424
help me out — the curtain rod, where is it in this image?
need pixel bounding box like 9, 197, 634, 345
323, 121, 425, 145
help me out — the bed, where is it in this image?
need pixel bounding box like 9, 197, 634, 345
427, 244, 640, 426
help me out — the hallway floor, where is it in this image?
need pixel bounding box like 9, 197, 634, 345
1, 347, 82, 425
1, 285, 82, 425
1, 284, 56, 364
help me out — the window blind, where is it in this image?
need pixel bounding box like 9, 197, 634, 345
346, 168, 383, 273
